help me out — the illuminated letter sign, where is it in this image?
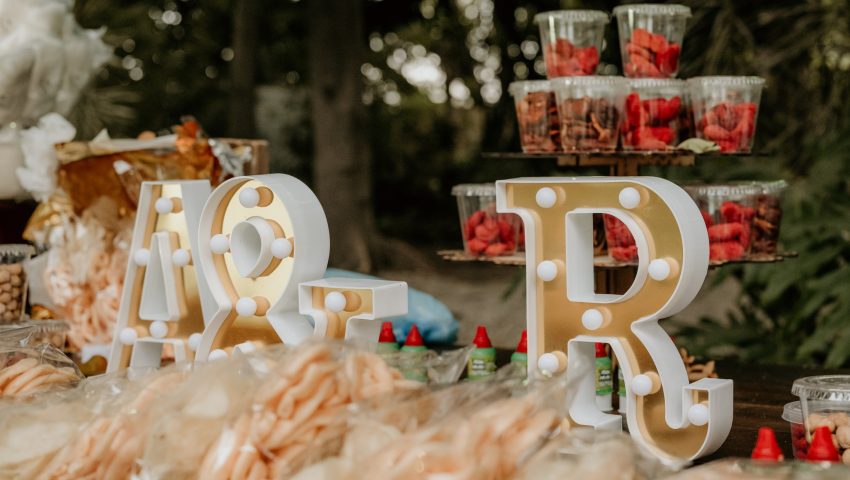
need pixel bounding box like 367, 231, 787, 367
496, 177, 732, 462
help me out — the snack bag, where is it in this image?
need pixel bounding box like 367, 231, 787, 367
0, 344, 82, 398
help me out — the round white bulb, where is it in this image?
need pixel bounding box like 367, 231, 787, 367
238, 188, 260, 208
537, 353, 561, 374
172, 248, 191, 267
149, 321, 168, 339
648, 259, 671, 281
210, 234, 230, 254
581, 309, 605, 330
236, 341, 257, 354
631, 374, 654, 397
271, 238, 292, 259
133, 248, 150, 267
235, 297, 258, 316
536, 260, 558, 282
155, 197, 174, 214
208, 349, 228, 362
535, 187, 557, 208
119, 327, 138, 346
324, 291, 347, 313
188, 333, 203, 352
619, 187, 641, 209
688, 403, 710, 426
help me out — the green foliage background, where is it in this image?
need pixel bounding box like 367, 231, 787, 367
70, 0, 850, 366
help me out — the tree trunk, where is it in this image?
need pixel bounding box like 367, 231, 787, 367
308, 0, 376, 272
228, 0, 259, 138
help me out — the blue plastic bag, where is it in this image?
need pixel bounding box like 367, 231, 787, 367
324, 268, 458, 344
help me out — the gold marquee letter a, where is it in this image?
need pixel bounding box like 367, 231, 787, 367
497, 177, 732, 463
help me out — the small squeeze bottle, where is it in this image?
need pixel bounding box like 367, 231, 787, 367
510, 330, 528, 376
376, 321, 400, 355
467, 325, 497, 380
595, 343, 613, 412
400, 324, 428, 382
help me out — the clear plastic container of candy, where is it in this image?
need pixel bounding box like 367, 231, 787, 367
613, 4, 691, 78
684, 184, 759, 261
551, 76, 628, 152
603, 215, 637, 262
508, 81, 561, 153
788, 375, 850, 464
622, 78, 686, 150
0, 244, 34, 324
535, 10, 609, 78
452, 184, 521, 257
744, 180, 787, 255
687, 76, 766, 153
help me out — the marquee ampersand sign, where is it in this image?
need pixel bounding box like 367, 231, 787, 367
496, 177, 733, 463
193, 174, 330, 361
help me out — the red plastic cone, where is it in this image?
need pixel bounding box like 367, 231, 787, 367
595, 342, 607, 358
751, 427, 783, 461
378, 321, 397, 343
472, 325, 492, 349
514, 330, 527, 354
404, 324, 425, 347
807, 425, 840, 462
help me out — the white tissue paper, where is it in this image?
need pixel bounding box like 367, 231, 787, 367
0, 0, 112, 200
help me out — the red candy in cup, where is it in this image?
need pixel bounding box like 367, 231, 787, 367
535, 10, 609, 78
614, 5, 691, 79
688, 76, 766, 153
622, 79, 685, 150
603, 214, 637, 262
453, 184, 521, 258
686, 185, 760, 262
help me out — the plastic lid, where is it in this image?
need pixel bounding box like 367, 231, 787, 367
515, 330, 528, 354
378, 321, 397, 343
565, 75, 629, 88
792, 375, 850, 401
533, 9, 609, 25
782, 401, 802, 423
751, 427, 783, 461
759, 180, 788, 194
687, 76, 766, 87
472, 325, 493, 348
0, 244, 35, 262
613, 4, 692, 17
683, 184, 761, 198
452, 183, 496, 197
807, 426, 840, 462
595, 342, 607, 358
628, 78, 686, 90
508, 80, 551, 97
404, 324, 425, 347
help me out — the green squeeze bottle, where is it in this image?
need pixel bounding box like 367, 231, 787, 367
510, 329, 528, 377
595, 343, 613, 411
376, 321, 400, 355
467, 325, 497, 380
400, 324, 428, 382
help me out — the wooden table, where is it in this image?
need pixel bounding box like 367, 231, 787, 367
487, 349, 844, 462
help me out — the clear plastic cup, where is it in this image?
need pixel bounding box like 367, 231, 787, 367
551, 76, 628, 152
684, 184, 760, 262
535, 10, 609, 78
613, 4, 691, 78
508, 81, 561, 153
622, 78, 686, 150
0, 244, 34, 324
740, 180, 786, 255
452, 184, 522, 257
603, 215, 637, 262
790, 376, 850, 464
687, 76, 765, 153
